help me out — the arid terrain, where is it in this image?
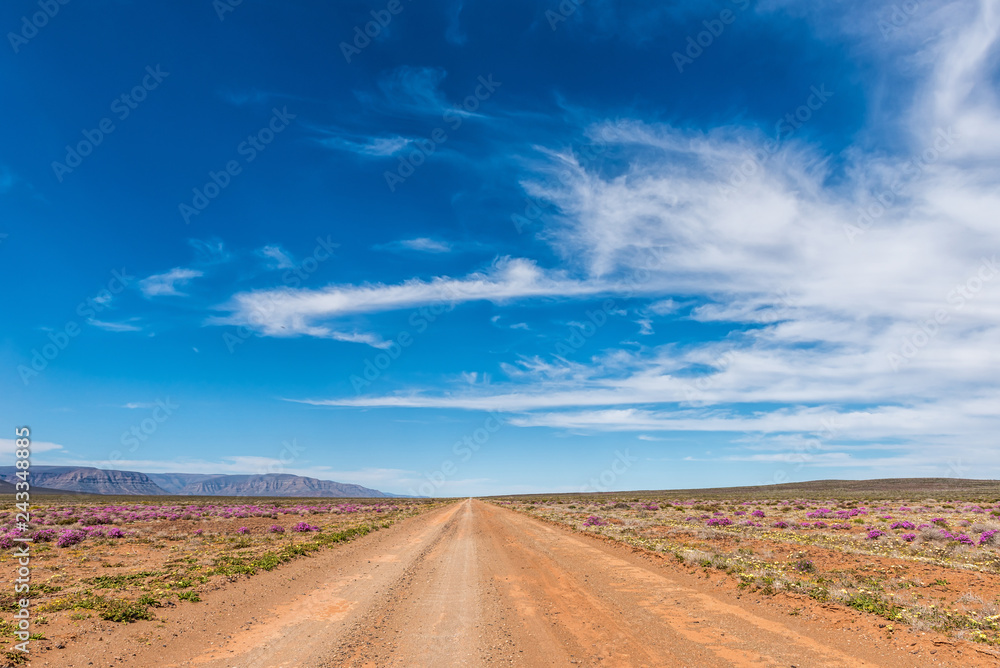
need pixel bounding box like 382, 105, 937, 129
6, 491, 1000, 667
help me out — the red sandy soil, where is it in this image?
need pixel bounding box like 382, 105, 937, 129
636, 523, 1000, 611
28, 500, 1000, 667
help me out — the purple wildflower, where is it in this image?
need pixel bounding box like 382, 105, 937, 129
56, 529, 87, 547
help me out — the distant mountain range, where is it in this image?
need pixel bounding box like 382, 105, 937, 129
144, 472, 393, 497
0, 466, 394, 498
0, 478, 89, 496
0, 466, 167, 495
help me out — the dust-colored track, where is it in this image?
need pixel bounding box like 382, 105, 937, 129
96, 499, 991, 667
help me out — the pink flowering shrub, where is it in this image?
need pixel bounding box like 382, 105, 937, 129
56, 529, 87, 547
706, 517, 732, 527
583, 516, 607, 527
32, 528, 57, 542
292, 521, 319, 532
269, 524, 285, 533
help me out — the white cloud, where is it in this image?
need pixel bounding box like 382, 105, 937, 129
139, 267, 203, 297
445, 0, 467, 45
0, 439, 64, 455
328, 331, 393, 349
89, 319, 142, 332
317, 134, 413, 157
374, 237, 454, 253
257, 245, 296, 270
648, 299, 679, 315
187, 238, 230, 265
373, 66, 463, 116
215, 257, 626, 340
283, 2, 1000, 469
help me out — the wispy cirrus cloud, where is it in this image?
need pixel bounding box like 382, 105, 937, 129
0, 438, 64, 455
371, 66, 455, 116
139, 267, 204, 297
276, 1, 1000, 474
89, 319, 142, 332
314, 132, 413, 157
257, 245, 296, 270
214, 257, 628, 340
373, 237, 454, 254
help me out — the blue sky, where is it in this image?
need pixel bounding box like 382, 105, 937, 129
3, 0, 999, 496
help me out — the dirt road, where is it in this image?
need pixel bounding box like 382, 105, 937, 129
74, 499, 992, 667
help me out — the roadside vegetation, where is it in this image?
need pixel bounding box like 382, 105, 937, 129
492, 492, 1000, 647
0, 497, 444, 658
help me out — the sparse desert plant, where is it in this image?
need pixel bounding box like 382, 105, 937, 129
793, 558, 816, 573
706, 517, 732, 527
